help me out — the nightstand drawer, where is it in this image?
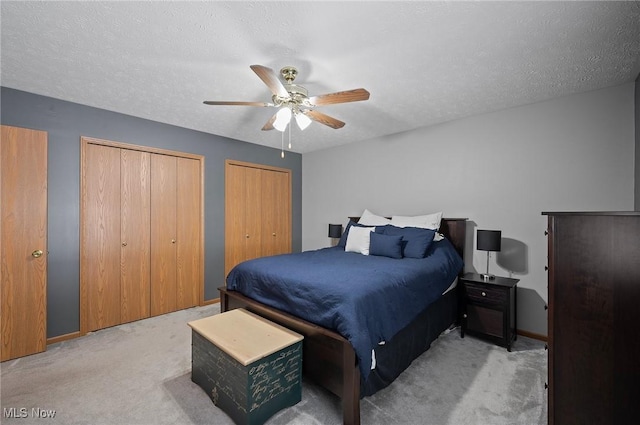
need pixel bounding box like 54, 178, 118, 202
463, 283, 506, 305
459, 273, 518, 351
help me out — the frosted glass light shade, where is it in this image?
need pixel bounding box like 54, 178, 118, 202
295, 112, 312, 130
273, 107, 292, 131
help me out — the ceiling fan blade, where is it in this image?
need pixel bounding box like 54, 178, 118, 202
203, 101, 271, 106
261, 112, 277, 131
304, 110, 345, 129
308, 88, 370, 106
250, 65, 289, 98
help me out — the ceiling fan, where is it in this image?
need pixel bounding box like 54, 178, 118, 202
204, 65, 370, 132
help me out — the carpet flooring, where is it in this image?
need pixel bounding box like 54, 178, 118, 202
1, 304, 547, 425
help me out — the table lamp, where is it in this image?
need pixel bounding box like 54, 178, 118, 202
477, 229, 501, 280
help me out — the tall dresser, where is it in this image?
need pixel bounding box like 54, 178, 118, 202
543, 212, 640, 425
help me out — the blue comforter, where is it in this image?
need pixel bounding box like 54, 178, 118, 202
226, 238, 463, 380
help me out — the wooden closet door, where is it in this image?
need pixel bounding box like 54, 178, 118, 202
225, 161, 292, 278
176, 157, 201, 309
244, 166, 263, 260
260, 169, 291, 257
224, 163, 263, 276
120, 149, 151, 323
82, 144, 121, 332
1, 125, 48, 361
150, 154, 177, 316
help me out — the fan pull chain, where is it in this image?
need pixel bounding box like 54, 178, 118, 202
288, 120, 292, 150
281, 128, 285, 158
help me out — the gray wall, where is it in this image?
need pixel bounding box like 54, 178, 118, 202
1, 87, 302, 339
302, 82, 636, 337
636, 73, 640, 211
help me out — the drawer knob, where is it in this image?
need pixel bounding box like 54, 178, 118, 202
482, 292, 486, 297
463, 313, 467, 318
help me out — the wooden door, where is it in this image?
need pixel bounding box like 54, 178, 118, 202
224, 162, 247, 277
82, 137, 204, 332
224, 160, 292, 278
176, 157, 201, 310
150, 154, 177, 316
1, 125, 48, 361
225, 162, 261, 277
120, 149, 151, 323
244, 166, 263, 260
82, 144, 121, 332
260, 169, 291, 257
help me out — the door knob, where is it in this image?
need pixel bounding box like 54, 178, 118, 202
31, 249, 43, 258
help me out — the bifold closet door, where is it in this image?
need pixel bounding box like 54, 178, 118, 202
150, 155, 200, 314
83, 145, 152, 329
260, 168, 291, 257
1, 125, 48, 361
176, 157, 201, 310
150, 154, 177, 316
82, 138, 203, 333
120, 149, 151, 323
224, 163, 262, 277
83, 144, 122, 331
224, 160, 292, 278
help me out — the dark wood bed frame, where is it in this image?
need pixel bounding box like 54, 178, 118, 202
219, 218, 467, 425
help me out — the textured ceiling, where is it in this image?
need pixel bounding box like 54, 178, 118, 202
2, 1, 640, 153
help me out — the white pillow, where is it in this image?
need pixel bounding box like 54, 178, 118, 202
345, 226, 375, 255
358, 209, 391, 226
391, 211, 443, 230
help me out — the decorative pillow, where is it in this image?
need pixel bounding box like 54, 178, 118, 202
378, 225, 437, 258
338, 220, 375, 248
369, 232, 403, 259
358, 209, 392, 226
391, 211, 443, 230
345, 226, 374, 255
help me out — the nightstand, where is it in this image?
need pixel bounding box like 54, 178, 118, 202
459, 272, 519, 351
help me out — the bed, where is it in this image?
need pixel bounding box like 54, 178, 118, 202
219, 217, 467, 425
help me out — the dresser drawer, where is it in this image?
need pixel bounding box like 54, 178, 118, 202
463, 283, 506, 305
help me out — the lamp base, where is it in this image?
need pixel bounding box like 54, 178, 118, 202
480, 273, 496, 280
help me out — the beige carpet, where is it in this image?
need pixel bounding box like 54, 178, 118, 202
1, 304, 547, 425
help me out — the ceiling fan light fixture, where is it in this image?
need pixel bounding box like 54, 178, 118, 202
203, 64, 370, 145
273, 107, 292, 131
295, 112, 312, 130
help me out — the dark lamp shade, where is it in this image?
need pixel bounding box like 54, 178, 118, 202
328, 224, 343, 238
477, 230, 502, 252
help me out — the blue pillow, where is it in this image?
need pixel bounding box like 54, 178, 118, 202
369, 232, 403, 259
378, 225, 436, 258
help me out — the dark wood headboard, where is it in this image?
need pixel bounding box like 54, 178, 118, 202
348, 217, 468, 261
